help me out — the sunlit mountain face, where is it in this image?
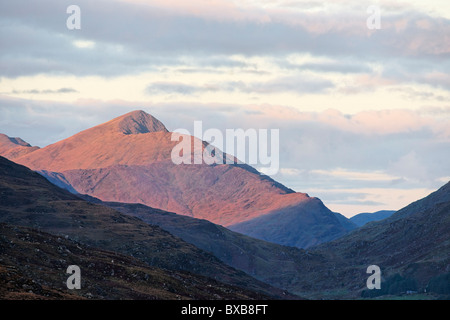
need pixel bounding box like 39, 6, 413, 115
0, 111, 355, 247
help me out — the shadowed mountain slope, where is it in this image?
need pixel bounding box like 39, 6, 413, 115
89, 199, 325, 292
229, 198, 357, 248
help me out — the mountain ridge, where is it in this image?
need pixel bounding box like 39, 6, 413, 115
350, 210, 396, 227
0, 133, 40, 160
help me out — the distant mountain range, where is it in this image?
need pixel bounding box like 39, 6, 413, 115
0, 110, 356, 248
350, 210, 396, 227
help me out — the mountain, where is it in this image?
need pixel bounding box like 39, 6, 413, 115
392, 181, 450, 220
101, 181, 450, 299
86, 198, 325, 292
229, 198, 357, 248
5, 111, 172, 172
0, 133, 39, 160
103, 181, 450, 299
350, 210, 396, 227
0, 144, 447, 299
0, 223, 268, 300
0, 155, 294, 299
296, 181, 450, 298
1, 110, 356, 247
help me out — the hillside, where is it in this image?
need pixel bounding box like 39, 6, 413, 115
0, 223, 269, 300
0, 151, 448, 299
229, 198, 357, 248
91, 199, 325, 292
0, 156, 293, 299
85, 186, 450, 299
302, 182, 450, 298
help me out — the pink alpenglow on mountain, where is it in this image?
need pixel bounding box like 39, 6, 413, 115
0, 134, 40, 160
0, 110, 355, 247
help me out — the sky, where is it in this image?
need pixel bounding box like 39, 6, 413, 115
1, 0, 450, 217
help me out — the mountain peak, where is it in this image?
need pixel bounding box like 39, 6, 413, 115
0, 134, 32, 147
109, 110, 168, 135
0, 133, 40, 160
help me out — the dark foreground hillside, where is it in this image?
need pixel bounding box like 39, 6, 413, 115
0, 223, 269, 300
0, 156, 294, 299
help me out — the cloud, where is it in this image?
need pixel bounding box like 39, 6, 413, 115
310, 168, 399, 182
286, 60, 373, 74
339, 74, 399, 94
247, 75, 334, 94
387, 151, 430, 183
124, 0, 272, 23
9, 88, 78, 95
284, 108, 450, 139
389, 87, 447, 102
146, 75, 334, 96
146, 82, 206, 95
73, 40, 96, 49
1, 0, 450, 80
